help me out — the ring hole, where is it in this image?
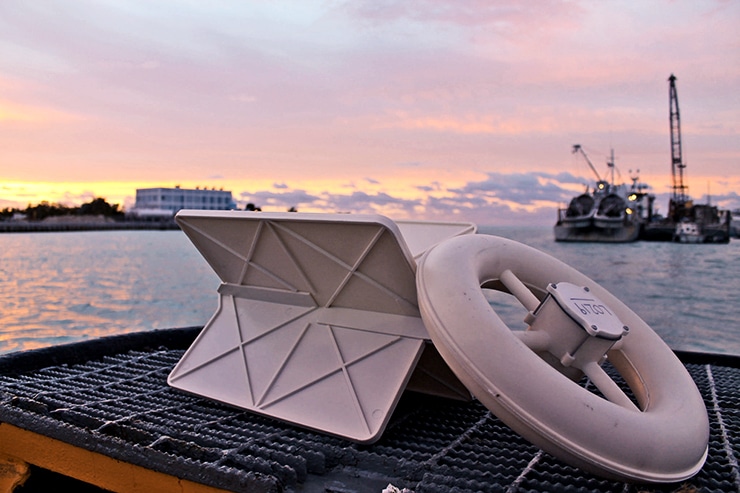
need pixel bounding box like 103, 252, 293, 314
482, 288, 530, 330
581, 358, 643, 411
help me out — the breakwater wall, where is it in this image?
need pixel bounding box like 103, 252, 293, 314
0, 220, 179, 233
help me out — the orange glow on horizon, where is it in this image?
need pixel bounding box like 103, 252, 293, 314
0, 100, 79, 123
0, 168, 488, 213
3, 166, 738, 225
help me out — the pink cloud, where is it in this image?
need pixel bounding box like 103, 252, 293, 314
0, 1, 737, 220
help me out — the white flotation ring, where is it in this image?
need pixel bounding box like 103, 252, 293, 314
416, 234, 708, 483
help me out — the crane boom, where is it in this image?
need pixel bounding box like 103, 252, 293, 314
572, 144, 602, 182
669, 74, 688, 204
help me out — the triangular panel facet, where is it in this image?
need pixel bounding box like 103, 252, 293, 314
232, 297, 316, 341
262, 370, 370, 439
345, 336, 423, 426
177, 216, 260, 284
272, 220, 384, 267
244, 223, 311, 291
169, 348, 253, 408
168, 298, 242, 376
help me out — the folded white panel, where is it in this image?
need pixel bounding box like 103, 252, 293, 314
168, 211, 474, 443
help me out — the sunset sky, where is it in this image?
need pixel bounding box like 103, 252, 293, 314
1, 1, 738, 225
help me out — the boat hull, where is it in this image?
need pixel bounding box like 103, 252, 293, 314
554, 222, 640, 242
641, 222, 731, 243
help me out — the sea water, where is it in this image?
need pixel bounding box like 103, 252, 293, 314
0, 226, 738, 356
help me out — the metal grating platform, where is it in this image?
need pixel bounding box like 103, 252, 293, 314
1, 327, 739, 492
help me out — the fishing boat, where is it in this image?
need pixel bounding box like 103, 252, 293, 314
554, 145, 653, 242
1, 212, 735, 493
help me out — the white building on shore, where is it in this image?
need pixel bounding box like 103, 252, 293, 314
130, 186, 237, 218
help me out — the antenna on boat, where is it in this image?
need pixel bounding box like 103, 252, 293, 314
707, 181, 711, 206
606, 148, 622, 186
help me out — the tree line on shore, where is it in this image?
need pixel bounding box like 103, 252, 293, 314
0, 198, 124, 221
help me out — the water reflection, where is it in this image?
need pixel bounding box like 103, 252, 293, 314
0, 231, 218, 354
0, 226, 738, 356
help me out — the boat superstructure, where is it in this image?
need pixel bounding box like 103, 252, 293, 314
554, 145, 653, 242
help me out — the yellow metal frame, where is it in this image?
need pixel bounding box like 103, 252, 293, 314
0, 423, 229, 493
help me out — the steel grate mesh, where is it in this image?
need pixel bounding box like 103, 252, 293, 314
1, 329, 739, 493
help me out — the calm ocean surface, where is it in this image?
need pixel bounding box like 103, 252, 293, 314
1, 225, 738, 356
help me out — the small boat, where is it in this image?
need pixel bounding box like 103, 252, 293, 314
674, 220, 704, 243
0, 212, 733, 492
554, 145, 653, 243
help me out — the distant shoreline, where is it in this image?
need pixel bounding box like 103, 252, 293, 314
0, 219, 179, 233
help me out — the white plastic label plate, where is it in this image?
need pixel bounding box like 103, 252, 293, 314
547, 282, 628, 340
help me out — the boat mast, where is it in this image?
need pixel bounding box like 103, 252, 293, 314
669, 74, 688, 205
607, 148, 616, 186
